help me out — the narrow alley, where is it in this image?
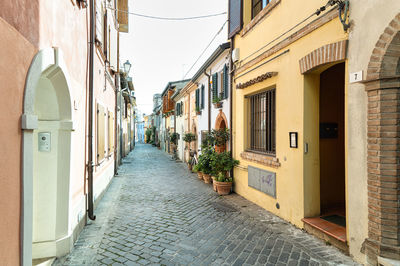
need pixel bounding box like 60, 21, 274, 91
55, 144, 357, 266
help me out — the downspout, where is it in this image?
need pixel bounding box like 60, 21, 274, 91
114, 29, 119, 175
229, 39, 235, 178
88, 0, 96, 221
204, 71, 211, 133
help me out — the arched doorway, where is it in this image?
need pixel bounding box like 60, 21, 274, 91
21, 48, 73, 265
215, 111, 228, 152
364, 15, 400, 264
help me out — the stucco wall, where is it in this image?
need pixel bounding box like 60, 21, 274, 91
233, 14, 347, 228
346, 1, 400, 263
0, 16, 37, 266
196, 50, 231, 152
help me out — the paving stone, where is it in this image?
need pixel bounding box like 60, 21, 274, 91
53, 144, 359, 266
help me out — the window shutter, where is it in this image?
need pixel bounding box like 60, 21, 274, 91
229, 0, 242, 38
201, 85, 205, 109
212, 73, 218, 101
195, 89, 199, 109
223, 64, 229, 99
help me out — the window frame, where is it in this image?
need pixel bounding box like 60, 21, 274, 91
251, 0, 270, 19
247, 88, 276, 155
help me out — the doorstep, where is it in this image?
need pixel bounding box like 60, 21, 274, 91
302, 216, 348, 254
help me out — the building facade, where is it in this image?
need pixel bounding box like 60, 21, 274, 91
192, 43, 231, 152
0, 0, 129, 264
228, 0, 400, 264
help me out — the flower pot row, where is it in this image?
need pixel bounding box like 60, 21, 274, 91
196, 171, 232, 195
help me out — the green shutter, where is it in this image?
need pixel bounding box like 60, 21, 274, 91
195, 89, 199, 109
224, 64, 229, 99
181, 101, 183, 115
201, 85, 205, 109
212, 73, 218, 101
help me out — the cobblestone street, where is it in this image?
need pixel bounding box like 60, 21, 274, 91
55, 144, 357, 266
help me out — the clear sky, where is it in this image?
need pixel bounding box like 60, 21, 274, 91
120, 0, 228, 115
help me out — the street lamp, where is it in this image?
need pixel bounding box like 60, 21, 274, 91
123, 60, 131, 75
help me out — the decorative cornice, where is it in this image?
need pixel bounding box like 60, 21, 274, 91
236, 72, 277, 89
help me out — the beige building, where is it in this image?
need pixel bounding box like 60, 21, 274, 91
346, 2, 400, 265
0, 0, 128, 265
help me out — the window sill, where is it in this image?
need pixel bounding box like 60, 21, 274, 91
241, 0, 281, 37
240, 151, 281, 168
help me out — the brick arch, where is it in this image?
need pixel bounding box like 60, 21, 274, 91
299, 40, 348, 74
364, 14, 400, 265
215, 110, 228, 130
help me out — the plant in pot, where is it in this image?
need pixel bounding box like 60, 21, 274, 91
213, 96, 223, 108
183, 132, 196, 169
210, 151, 239, 195
198, 146, 214, 184
195, 106, 202, 115
212, 128, 229, 153
187, 157, 193, 171
170, 132, 179, 160
193, 163, 203, 180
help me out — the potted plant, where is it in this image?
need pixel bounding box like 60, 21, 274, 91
193, 164, 203, 180
187, 157, 193, 171
198, 146, 214, 184
195, 106, 202, 115
213, 96, 223, 108
210, 151, 239, 195
183, 132, 196, 161
212, 128, 230, 153
170, 132, 179, 159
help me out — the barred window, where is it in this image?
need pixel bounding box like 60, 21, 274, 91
249, 89, 276, 155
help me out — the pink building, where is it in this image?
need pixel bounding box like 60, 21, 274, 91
0, 0, 128, 265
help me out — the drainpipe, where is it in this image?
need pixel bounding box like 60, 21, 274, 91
229, 40, 234, 155
87, 0, 96, 221
204, 71, 211, 133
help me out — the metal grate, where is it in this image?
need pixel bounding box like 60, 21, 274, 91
249, 89, 276, 155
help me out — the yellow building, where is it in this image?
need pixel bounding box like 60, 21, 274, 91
229, 0, 351, 255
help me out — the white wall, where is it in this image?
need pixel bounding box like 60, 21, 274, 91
195, 50, 231, 152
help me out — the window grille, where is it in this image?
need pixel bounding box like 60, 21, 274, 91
249, 89, 276, 154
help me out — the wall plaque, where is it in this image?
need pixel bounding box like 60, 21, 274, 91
248, 166, 276, 198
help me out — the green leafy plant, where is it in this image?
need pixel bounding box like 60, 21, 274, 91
213, 96, 222, 103
201, 132, 216, 149
183, 132, 196, 144
195, 106, 201, 113
198, 146, 214, 175
193, 164, 200, 173
145, 128, 152, 143
212, 128, 230, 147
170, 132, 179, 145
210, 151, 239, 182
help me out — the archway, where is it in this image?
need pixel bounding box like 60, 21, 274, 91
364, 15, 400, 264
21, 48, 73, 265
214, 111, 228, 152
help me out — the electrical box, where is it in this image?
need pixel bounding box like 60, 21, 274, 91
38, 132, 51, 152
232, 48, 240, 63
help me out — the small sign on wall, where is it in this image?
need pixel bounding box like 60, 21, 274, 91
289, 132, 298, 148
349, 71, 363, 83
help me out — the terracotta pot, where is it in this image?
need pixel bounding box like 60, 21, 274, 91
197, 172, 203, 180
188, 164, 192, 171
213, 102, 223, 109
214, 181, 232, 195
203, 174, 212, 184
211, 176, 217, 192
